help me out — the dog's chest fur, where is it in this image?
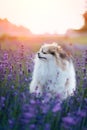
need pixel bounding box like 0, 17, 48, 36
33, 58, 76, 99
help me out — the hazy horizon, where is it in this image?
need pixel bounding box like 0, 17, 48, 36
0, 0, 85, 34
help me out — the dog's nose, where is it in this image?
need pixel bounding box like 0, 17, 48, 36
38, 53, 40, 57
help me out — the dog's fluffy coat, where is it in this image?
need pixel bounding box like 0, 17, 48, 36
30, 43, 76, 100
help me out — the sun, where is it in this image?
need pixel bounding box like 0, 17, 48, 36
23, 0, 85, 34
26, 12, 84, 34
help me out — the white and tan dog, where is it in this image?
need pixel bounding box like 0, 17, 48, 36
30, 42, 76, 100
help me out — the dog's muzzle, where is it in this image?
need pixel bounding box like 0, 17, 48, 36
38, 53, 47, 60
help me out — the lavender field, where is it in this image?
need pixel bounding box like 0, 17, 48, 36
0, 43, 87, 130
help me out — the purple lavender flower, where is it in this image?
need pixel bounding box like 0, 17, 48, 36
40, 104, 50, 114
77, 110, 87, 118
30, 99, 36, 104
52, 103, 61, 113
8, 119, 14, 125
0, 44, 87, 130
23, 112, 35, 118
62, 116, 76, 125
29, 124, 36, 130
44, 123, 51, 130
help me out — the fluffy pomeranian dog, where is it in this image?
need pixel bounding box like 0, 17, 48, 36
30, 42, 76, 100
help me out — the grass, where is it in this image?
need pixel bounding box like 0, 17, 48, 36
67, 36, 87, 44
0, 35, 87, 52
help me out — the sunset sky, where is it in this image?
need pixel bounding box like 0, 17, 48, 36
0, 0, 85, 34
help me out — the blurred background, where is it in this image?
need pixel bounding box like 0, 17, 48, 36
0, 0, 87, 51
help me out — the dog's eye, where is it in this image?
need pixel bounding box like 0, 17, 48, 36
43, 52, 47, 54
50, 52, 55, 56
42, 50, 47, 54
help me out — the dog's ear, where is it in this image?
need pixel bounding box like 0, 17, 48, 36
58, 41, 74, 56
55, 41, 74, 61
62, 44, 74, 60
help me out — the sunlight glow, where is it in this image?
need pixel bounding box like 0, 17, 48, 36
0, 0, 85, 34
